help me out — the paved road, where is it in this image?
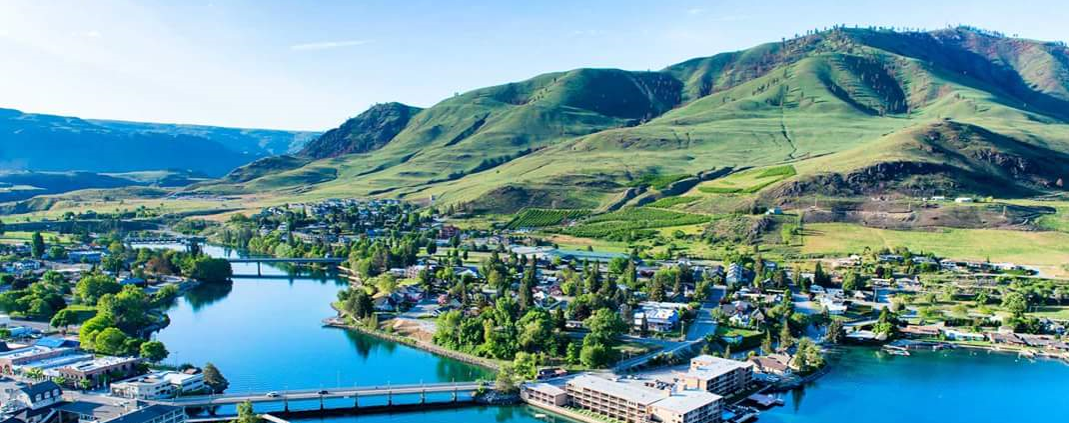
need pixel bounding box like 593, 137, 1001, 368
686, 302, 719, 342
153, 382, 483, 407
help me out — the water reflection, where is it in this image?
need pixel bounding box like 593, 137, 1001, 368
184, 282, 234, 312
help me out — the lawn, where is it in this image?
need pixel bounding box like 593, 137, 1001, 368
0, 231, 71, 245
1031, 306, 1069, 320
802, 223, 1069, 269
697, 165, 797, 194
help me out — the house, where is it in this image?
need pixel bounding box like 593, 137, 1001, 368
633, 307, 679, 333
940, 328, 985, 342
900, 325, 941, 339
954, 197, 975, 203
749, 354, 793, 376
725, 263, 749, 285
14, 381, 63, 411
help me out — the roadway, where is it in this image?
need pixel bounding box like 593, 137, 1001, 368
226, 257, 346, 264
153, 382, 483, 407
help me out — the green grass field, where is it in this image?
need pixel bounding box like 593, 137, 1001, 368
507, 208, 591, 229
802, 223, 1069, 271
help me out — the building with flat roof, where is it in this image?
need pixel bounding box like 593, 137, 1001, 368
111, 371, 205, 400
55, 357, 141, 388
677, 355, 754, 397
102, 405, 185, 423
0, 346, 74, 375
564, 375, 722, 423
649, 390, 721, 423
522, 382, 568, 406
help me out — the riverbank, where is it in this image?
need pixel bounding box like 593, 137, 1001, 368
325, 306, 502, 371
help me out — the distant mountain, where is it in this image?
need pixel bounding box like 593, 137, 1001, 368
0, 108, 319, 176
129, 27, 1069, 215
0, 169, 209, 202
300, 102, 421, 159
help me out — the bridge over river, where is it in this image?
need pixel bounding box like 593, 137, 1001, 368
226, 257, 346, 276
151, 381, 484, 411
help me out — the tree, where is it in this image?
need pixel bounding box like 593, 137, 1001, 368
50, 308, 78, 332
762, 332, 774, 354
517, 309, 554, 353
566, 342, 581, 365
494, 364, 520, 393
778, 322, 794, 352
512, 352, 540, 381
203, 362, 230, 393
824, 320, 843, 344
1001, 291, 1028, 317
793, 337, 824, 373
190, 257, 233, 283
813, 262, 831, 286
31, 232, 45, 259
75, 274, 121, 305
585, 309, 625, 345
236, 401, 261, 423
579, 337, 614, 368
94, 327, 131, 356
841, 272, 864, 292
139, 341, 169, 362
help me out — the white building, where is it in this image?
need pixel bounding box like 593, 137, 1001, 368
111, 371, 206, 400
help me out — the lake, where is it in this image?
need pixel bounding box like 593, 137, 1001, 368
148, 244, 1069, 423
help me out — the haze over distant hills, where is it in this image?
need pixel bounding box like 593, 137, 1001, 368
191, 26, 1069, 215
0, 107, 319, 176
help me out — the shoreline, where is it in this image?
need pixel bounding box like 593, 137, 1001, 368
325, 305, 502, 371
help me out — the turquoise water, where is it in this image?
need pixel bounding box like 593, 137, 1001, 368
151, 244, 1069, 423
761, 347, 1069, 423
153, 245, 492, 393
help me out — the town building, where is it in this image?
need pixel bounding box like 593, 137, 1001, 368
101, 405, 186, 423
678, 355, 754, 397
55, 356, 141, 388
10, 381, 63, 411
111, 370, 206, 400
521, 382, 568, 406
0, 346, 75, 375
562, 375, 723, 423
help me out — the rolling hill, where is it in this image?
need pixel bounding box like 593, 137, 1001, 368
0, 108, 319, 176
25, 26, 1064, 222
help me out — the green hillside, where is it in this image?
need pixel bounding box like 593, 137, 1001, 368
168, 27, 1069, 215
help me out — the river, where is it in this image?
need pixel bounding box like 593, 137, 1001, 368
147, 244, 1069, 423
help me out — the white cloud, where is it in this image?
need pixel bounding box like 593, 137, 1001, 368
289, 39, 371, 51
84, 30, 101, 38
687, 8, 705, 16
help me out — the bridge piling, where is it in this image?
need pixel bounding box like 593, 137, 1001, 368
353, 393, 359, 409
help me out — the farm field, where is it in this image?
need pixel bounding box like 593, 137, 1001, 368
561, 208, 710, 240
801, 223, 1069, 274
507, 208, 590, 229
697, 165, 797, 194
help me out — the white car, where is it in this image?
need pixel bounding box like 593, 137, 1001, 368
266, 392, 280, 398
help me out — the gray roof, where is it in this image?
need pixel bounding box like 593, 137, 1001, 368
651, 390, 722, 415
103, 405, 181, 423
567, 375, 666, 405
19, 381, 61, 398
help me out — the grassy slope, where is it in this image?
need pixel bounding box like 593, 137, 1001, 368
189, 28, 1069, 213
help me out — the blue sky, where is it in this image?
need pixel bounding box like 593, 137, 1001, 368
2, 0, 1067, 130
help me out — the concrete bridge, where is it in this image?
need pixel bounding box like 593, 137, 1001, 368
226, 257, 346, 276
152, 381, 483, 411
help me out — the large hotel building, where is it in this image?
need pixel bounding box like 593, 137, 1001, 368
523, 355, 755, 423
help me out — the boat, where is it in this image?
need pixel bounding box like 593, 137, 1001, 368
885, 349, 910, 356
